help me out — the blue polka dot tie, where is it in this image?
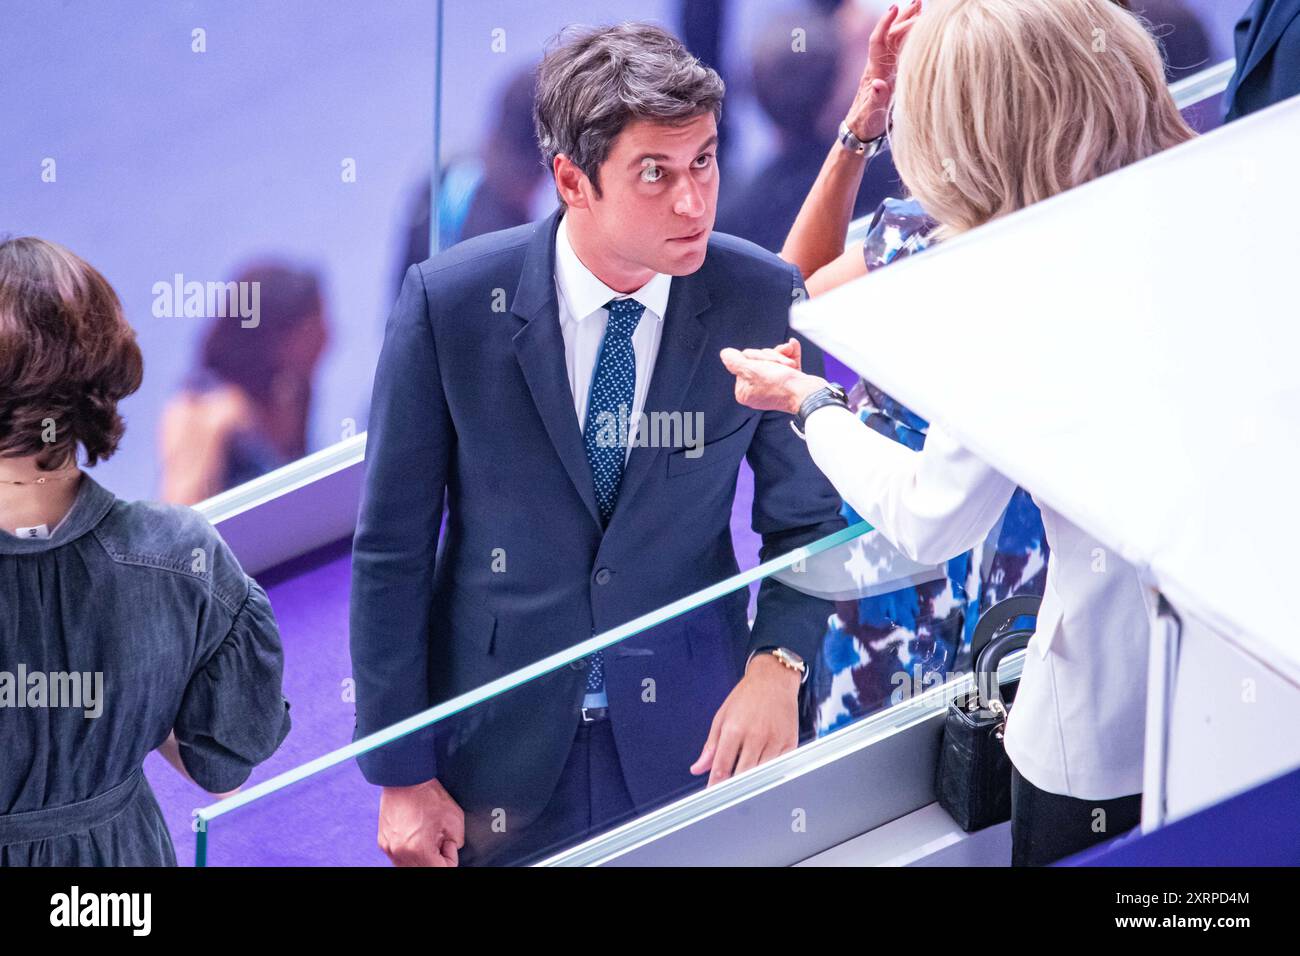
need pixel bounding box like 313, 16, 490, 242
582, 297, 645, 698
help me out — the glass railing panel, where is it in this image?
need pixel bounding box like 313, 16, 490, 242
537, 646, 1028, 866
195, 519, 973, 865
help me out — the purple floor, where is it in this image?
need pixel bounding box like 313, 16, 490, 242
148, 464, 767, 865
143, 535, 388, 866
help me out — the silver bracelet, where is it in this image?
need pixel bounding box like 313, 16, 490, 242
837, 120, 887, 161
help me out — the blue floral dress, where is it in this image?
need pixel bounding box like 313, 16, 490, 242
811, 199, 1050, 735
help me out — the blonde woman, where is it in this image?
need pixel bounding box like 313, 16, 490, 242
722, 0, 1196, 865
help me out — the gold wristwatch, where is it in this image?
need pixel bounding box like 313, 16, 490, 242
748, 645, 809, 684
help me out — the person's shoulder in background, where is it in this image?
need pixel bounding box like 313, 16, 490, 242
1226, 0, 1300, 121
415, 212, 544, 283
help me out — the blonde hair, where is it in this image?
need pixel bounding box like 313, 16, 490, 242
890, 0, 1196, 237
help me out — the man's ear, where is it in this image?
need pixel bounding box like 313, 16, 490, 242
553, 154, 591, 209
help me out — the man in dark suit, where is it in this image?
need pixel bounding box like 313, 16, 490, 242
349, 21, 845, 866
1225, 0, 1300, 121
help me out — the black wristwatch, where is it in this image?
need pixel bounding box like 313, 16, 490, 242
791, 382, 849, 438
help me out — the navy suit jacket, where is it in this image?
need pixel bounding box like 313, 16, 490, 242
1225, 0, 1300, 121
349, 206, 845, 832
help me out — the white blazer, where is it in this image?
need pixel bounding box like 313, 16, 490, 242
803, 405, 1153, 801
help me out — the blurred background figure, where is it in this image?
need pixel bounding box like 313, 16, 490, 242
393, 66, 546, 292
1224, 0, 1300, 121
159, 262, 328, 504
715, 3, 902, 251
5, 5, 433, 503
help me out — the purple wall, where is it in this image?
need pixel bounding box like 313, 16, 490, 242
2, 1, 436, 497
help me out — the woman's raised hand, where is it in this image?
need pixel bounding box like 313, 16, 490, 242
845, 0, 923, 143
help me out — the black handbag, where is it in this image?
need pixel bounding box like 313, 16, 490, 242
935, 595, 1041, 832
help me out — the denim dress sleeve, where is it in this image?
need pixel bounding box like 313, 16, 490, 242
173, 568, 292, 794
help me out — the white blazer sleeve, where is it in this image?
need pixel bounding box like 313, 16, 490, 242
802, 405, 1018, 566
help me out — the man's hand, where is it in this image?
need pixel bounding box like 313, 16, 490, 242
845, 0, 923, 142
690, 653, 802, 787
721, 342, 827, 416
378, 778, 465, 867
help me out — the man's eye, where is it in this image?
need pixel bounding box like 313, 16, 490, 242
694, 154, 713, 168
640, 163, 662, 183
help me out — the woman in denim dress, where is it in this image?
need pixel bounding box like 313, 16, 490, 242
0, 237, 292, 865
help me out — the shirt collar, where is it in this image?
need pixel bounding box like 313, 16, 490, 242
554, 212, 672, 323
0, 470, 117, 555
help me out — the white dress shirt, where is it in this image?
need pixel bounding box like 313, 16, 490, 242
803, 404, 1154, 801
554, 213, 673, 462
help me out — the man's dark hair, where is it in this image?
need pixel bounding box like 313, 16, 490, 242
534, 21, 725, 200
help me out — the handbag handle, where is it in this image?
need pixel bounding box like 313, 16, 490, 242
974, 630, 1033, 715
968, 594, 1042, 664
969, 595, 1041, 715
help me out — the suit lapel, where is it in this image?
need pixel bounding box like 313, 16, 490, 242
511, 208, 603, 528
607, 270, 712, 528
1237, 0, 1300, 92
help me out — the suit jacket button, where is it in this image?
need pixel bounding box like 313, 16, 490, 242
595, 568, 612, 585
